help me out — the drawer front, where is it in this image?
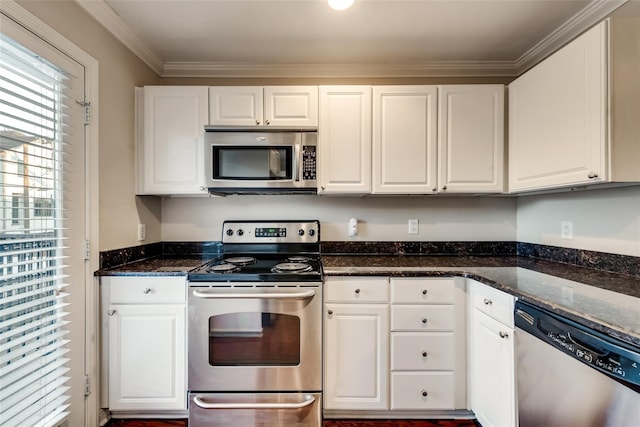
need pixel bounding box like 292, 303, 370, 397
469, 280, 514, 327
391, 278, 455, 304
325, 277, 389, 303
391, 305, 454, 331
391, 333, 454, 371
391, 372, 455, 410
107, 276, 186, 304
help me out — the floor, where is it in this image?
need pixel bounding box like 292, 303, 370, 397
105, 419, 480, 427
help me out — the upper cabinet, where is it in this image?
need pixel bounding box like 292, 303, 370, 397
509, 18, 640, 193
318, 86, 372, 195
438, 85, 504, 193
209, 86, 318, 127
136, 86, 208, 195
372, 86, 438, 194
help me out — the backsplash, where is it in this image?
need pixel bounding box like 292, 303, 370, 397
99, 240, 639, 278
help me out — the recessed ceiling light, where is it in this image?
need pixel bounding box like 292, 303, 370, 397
328, 0, 355, 11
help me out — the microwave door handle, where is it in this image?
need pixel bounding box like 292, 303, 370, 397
294, 144, 301, 182
192, 289, 316, 300
193, 394, 316, 410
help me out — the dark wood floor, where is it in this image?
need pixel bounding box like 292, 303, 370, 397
105, 419, 479, 427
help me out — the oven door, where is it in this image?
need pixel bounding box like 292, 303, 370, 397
188, 283, 322, 392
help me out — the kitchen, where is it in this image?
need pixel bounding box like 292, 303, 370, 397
1, 1, 639, 427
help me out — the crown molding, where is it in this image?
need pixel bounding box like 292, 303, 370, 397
75, 0, 164, 75
73, 0, 626, 79
515, 0, 628, 74
161, 60, 519, 78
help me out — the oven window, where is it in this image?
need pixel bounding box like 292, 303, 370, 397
209, 312, 301, 366
213, 146, 293, 180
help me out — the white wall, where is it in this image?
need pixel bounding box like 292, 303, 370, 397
161, 195, 517, 242
517, 186, 640, 257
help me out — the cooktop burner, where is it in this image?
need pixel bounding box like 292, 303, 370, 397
188, 220, 322, 283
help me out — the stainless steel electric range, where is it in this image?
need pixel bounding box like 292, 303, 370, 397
187, 220, 322, 427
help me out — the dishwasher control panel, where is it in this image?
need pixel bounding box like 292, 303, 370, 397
515, 301, 640, 391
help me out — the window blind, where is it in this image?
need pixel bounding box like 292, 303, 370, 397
0, 30, 76, 427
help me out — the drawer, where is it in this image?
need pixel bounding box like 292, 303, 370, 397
391, 372, 455, 410
469, 280, 514, 327
325, 277, 389, 303
391, 305, 454, 331
391, 277, 454, 304
391, 332, 454, 371
106, 276, 186, 304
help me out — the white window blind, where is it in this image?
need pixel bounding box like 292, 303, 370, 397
0, 29, 77, 427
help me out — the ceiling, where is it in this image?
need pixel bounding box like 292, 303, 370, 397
77, 0, 633, 78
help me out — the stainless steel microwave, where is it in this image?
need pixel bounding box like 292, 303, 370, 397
204, 127, 317, 195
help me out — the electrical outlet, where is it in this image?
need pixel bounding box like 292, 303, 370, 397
408, 219, 419, 234
137, 223, 146, 241
560, 221, 573, 240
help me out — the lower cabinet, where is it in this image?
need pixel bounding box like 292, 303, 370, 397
467, 279, 516, 427
102, 276, 187, 413
324, 277, 389, 410
324, 276, 467, 415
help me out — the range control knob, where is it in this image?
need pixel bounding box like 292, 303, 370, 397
308, 229, 316, 237
237, 229, 244, 236
226, 229, 233, 236
298, 229, 305, 236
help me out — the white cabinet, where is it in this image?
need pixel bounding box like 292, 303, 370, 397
509, 18, 640, 192
136, 86, 208, 195
390, 277, 466, 410
318, 86, 372, 194
324, 277, 389, 410
324, 276, 466, 415
372, 86, 438, 194
103, 276, 187, 412
438, 85, 504, 193
467, 280, 516, 427
209, 86, 318, 127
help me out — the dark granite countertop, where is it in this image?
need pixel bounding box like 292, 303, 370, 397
96, 255, 218, 276
322, 255, 640, 347
96, 253, 640, 347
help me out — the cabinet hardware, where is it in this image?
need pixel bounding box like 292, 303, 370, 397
108, 310, 116, 316
422, 351, 428, 358
321, 185, 326, 191
422, 289, 427, 295
328, 309, 333, 315
499, 331, 509, 339
354, 288, 361, 294
143, 288, 151, 294
421, 389, 428, 397
588, 172, 599, 179
265, 120, 270, 125
255, 120, 260, 125
442, 185, 447, 191
432, 187, 437, 192
483, 298, 493, 305
421, 317, 428, 324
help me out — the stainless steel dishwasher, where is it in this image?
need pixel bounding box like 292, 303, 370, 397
515, 300, 640, 427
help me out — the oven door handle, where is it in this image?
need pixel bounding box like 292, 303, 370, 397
192, 394, 316, 410
192, 289, 316, 300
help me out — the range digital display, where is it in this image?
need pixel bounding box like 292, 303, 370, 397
255, 227, 287, 238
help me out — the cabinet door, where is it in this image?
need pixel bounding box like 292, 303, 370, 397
108, 304, 186, 411
438, 85, 504, 193
138, 86, 208, 195
470, 310, 516, 427
324, 303, 389, 410
264, 86, 318, 127
209, 86, 264, 126
508, 21, 607, 192
372, 86, 437, 194
318, 86, 372, 194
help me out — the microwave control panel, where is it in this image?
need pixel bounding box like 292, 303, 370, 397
302, 146, 317, 181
